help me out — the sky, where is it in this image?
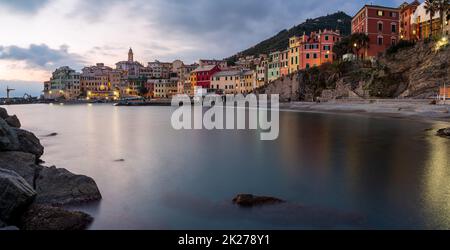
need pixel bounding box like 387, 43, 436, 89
0, 0, 403, 97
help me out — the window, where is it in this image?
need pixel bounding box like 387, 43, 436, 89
378, 22, 383, 32
377, 10, 384, 17
306, 63, 310, 69
390, 12, 397, 18
325, 35, 329, 41
391, 24, 396, 33
313, 53, 317, 59
391, 38, 396, 45
378, 37, 383, 45
306, 53, 310, 59
325, 54, 329, 59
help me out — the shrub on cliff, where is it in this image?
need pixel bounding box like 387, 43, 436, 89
386, 40, 416, 55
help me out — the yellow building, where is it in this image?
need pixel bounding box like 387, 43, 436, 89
238, 70, 256, 94
153, 79, 178, 99
210, 70, 241, 94
288, 36, 301, 74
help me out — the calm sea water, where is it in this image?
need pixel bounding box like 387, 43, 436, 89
3, 104, 450, 229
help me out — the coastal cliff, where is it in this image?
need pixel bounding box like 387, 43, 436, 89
255, 40, 450, 101
0, 107, 101, 230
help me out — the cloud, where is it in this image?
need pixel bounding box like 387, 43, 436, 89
0, 0, 49, 13
0, 44, 86, 70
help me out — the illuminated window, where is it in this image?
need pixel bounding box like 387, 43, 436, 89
378, 10, 384, 16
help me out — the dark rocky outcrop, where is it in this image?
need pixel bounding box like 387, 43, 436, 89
0, 118, 20, 152
5, 115, 21, 128
0, 107, 8, 119
437, 128, 450, 138
0, 107, 102, 230
34, 166, 102, 206
18, 204, 93, 230
232, 194, 285, 207
0, 151, 40, 186
0, 168, 36, 224
14, 128, 44, 158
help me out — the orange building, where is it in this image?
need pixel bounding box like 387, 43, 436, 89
352, 5, 400, 58
288, 30, 341, 72
299, 30, 341, 69
399, 1, 420, 41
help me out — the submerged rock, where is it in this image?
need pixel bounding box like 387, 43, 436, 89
34, 166, 102, 205
5, 115, 21, 128
232, 194, 285, 207
43, 132, 58, 137
0, 168, 36, 223
19, 204, 93, 230
437, 128, 450, 138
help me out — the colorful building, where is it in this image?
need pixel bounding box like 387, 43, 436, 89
411, 1, 445, 40
198, 59, 228, 70
238, 70, 256, 94
352, 5, 400, 58
256, 58, 268, 88
152, 79, 178, 98
80, 63, 123, 100
44, 66, 80, 100
268, 51, 280, 82
190, 64, 221, 89
399, 0, 420, 41
279, 49, 289, 77
288, 36, 301, 73
210, 70, 241, 94
299, 30, 340, 69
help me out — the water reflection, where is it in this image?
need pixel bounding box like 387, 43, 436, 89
3, 104, 450, 229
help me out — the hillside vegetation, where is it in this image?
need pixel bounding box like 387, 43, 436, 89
227, 12, 351, 62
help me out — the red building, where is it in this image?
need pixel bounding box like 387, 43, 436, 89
191, 64, 221, 89
352, 5, 400, 58
299, 29, 341, 69
399, 0, 420, 41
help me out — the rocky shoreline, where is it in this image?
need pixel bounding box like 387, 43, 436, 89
0, 107, 101, 230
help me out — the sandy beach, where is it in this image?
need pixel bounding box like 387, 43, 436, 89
280, 99, 450, 124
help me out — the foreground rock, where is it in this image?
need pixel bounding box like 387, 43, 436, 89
0, 119, 44, 158
34, 166, 102, 205
232, 194, 285, 207
0, 168, 36, 224
437, 128, 450, 138
0, 151, 40, 186
5, 115, 21, 128
0, 107, 102, 230
14, 128, 44, 158
0, 107, 8, 119
18, 204, 93, 230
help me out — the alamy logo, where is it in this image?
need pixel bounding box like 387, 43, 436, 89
170, 93, 280, 141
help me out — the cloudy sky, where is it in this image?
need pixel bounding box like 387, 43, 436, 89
0, 0, 402, 96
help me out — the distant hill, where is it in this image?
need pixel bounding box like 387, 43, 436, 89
227, 11, 352, 62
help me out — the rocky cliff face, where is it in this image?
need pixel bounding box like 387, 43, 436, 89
256, 41, 450, 101
0, 107, 102, 230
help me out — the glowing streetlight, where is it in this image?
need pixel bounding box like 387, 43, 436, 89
353, 43, 357, 48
